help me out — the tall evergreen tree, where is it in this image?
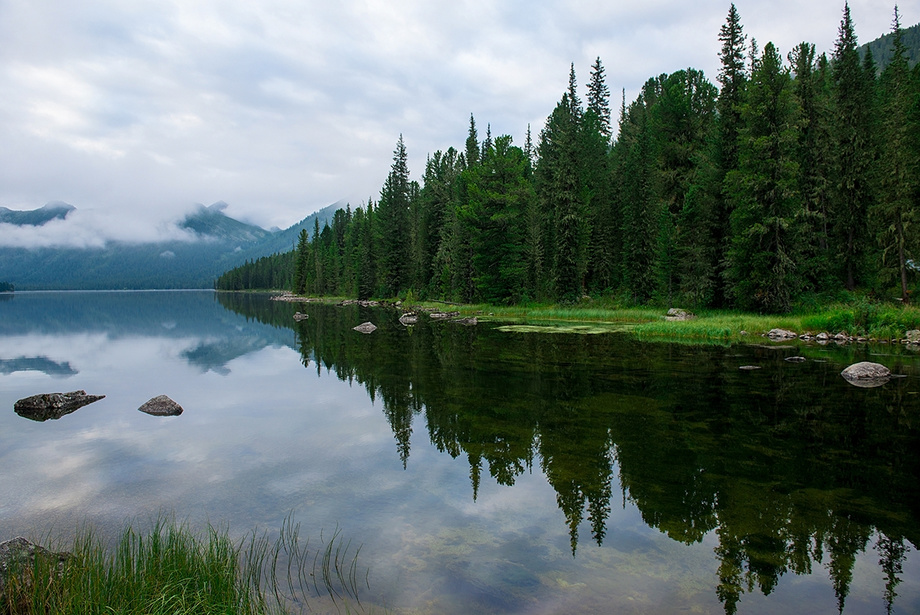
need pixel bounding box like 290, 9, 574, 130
376, 135, 412, 296
652, 69, 720, 306
727, 42, 803, 313
587, 57, 613, 139
875, 6, 918, 302
789, 44, 836, 293
715, 3, 749, 305
831, 2, 875, 290
538, 90, 589, 301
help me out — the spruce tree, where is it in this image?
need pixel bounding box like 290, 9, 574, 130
875, 6, 918, 302
831, 2, 875, 291
587, 57, 613, 139
727, 42, 803, 313
376, 135, 412, 296
715, 3, 748, 305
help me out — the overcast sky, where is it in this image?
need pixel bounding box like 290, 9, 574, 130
0, 0, 914, 247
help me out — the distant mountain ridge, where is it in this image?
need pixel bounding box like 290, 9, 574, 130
859, 20, 920, 71
0, 200, 342, 289
0, 201, 75, 226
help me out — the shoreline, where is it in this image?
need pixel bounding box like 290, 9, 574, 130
257, 290, 920, 346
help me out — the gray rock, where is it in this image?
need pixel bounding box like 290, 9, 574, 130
293, 312, 309, 321
665, 308, 696, 321
399, 313, 418, 326
815, 332, 829, 341
767, 328, 797, 339
353, 322, 378, 334
739, 365, 762, 370
906, 330, 920, 343
139, 395, 183, 417
14, 390, 105, 422
784, 356, 806, 363
429, 311, 461, 320
841, 361, 891, 387
0, 537, 71, 594
450, 317, 478, 326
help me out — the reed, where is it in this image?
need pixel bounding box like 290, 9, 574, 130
1, 515, 369, 615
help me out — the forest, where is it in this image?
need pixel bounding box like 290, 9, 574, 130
217, 4, 920, 314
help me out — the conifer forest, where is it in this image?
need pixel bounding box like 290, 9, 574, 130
217, 4, 920, 314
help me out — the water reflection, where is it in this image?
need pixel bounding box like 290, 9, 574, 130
0, 356, 77, 377
218, 293, 920, 614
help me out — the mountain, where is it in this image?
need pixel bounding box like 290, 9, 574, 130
0, 200, 344, 290
859, 20, 920, 72
180, 201, 272, 243
0, 201, 75, 226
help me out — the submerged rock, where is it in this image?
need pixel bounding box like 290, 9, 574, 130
293, 312, 309, 321
841, 362, 891, 388
450, 317, 478, 326
0, 537, 71, 594
784, 356, 806, 363
429, 311, 461, 320
739, 365, 762, 371
138, 395, 183, 417
767, 328, 797, 339
353, 322, 377, 334
14, 390, 105, 422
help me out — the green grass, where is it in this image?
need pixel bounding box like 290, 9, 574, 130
1, 516, 368, 615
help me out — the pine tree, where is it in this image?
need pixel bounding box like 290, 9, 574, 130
652, 69, 719, 306
726, 42, 803, 313
587, 57, 612, 139
789, 44, 836, 293
875, 6, 918, 302
831, 2, 875, 291
715, 3, 748, 305
464, 114, 479, 168
376, 135, 412, 296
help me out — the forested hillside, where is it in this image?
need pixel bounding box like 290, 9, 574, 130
218, 4, 920, 313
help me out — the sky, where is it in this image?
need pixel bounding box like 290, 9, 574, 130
0, 0, 915, 247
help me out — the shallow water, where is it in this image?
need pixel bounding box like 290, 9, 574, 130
1, 290, 919, 614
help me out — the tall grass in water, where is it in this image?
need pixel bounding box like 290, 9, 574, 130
1, 515, 368, 615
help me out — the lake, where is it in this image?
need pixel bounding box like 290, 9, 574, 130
1, 290, 919, 614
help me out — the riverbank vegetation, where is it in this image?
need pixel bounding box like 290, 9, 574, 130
1, 517, 365, 615
217, 5, 920, 318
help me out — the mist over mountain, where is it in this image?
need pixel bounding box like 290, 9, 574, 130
0, 202, 75, 227
0, 201, 340, 290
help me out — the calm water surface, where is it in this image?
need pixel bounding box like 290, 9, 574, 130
1, 291, 919, 614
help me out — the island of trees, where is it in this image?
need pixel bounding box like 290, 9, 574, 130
218, 4, 919, 314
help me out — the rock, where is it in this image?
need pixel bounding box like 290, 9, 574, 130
841, 361, 891, 388
815, 332, 829, 341
450, 317, 478, 326
14, 390, 105, 422
353, 322, 377, 334
834, 332, 848, 341
767, 328, 797, 339
398, 312, 418, 326
739, 365, 762, 370
665, 308, 696, 321
293, 312, 308, 321
0, 537, 71, 595
784, 356, 806, 362
906, 330, 920, 343
138, 395, 183, 417
429, 311, 461, 320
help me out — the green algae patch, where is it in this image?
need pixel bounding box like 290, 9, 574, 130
496, 323, 634, 335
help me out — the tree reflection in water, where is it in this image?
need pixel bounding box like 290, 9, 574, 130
219, 293, 920, 614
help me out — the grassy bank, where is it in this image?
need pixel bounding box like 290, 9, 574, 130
1, 517, 366, 615
264, 291, 920, 343
413, 299, 920, 343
